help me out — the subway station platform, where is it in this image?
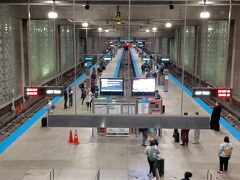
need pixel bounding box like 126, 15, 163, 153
0, 49, 239, 180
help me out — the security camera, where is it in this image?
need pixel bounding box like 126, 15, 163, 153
85, 4, 89, 10
169, 2, 174, 9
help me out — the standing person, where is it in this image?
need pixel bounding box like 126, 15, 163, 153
154, 90, 161, 99
139, 128, 148, 146
81, 88, 87, 105
193, 112, 200, 144
144, 139, 160, 178
218, 136, 233, 175
63, 89, 68, 109
210, 102, 222, 131
47, 98, 53, 114
180, 129, 190, 146
79, 81, 85, 92
68, 86, 74, 107
180, 171, 192, 180
85, 89, 93, 110
193, 129, 200, 144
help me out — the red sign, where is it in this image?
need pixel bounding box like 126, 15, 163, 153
26, 88, 39, 96
217, 89, 231, 98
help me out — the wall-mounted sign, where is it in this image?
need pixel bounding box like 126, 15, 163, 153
24, 86, 64, 97
192, 88, 232, 98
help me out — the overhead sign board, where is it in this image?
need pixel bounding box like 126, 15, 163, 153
24, 86, 64, 97
192, 88, 232, 98
84, 57, 93, 61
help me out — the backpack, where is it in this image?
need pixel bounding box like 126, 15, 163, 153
148, 146, 159, 161
224, 145, 232, 157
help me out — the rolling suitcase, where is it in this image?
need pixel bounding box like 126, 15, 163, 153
154, 156, 164, 176
41, 117, 47, 127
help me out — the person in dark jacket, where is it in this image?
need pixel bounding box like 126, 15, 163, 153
79, 81, 85, 92
81, 88, 87, 105
180, 171, 192, 180
210, 102, 222, 131
180, 129, 190, 146
68, 86, 74, 107
63, 89, 68, 109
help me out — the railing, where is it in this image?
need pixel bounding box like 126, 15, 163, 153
207, 169, 217, 180
45, 168, 54, 180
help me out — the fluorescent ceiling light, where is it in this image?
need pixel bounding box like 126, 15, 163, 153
48, 11, 58, 19
165, 22, 172, 28
105, 29, 109, 32
200, 11, 210, 19
82, 22, 88, 27
152, 27, 157, 32
146, 29, 150, 32
98, 27, 103, 32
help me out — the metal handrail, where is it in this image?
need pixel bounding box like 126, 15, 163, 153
45, 168, 54, 180
207, 169, 217, 180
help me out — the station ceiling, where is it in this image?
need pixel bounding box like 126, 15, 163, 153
1, 0, 239, 37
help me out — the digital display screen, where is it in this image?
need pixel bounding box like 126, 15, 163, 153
162, 58, 170, 61
143, 57, 150, 61
100, 78, 124, 95
161, 56, 170, 62
103, 57, 112, 61
132, 78, 155, 96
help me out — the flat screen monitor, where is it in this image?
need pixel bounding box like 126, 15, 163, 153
100, 78, 124, 96
132, 78, 156, 96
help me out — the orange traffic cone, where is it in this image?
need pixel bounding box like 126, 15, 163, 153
68, 130, 73, 144
73, 130, 79, 145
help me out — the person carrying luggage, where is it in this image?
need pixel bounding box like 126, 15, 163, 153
144, 139, 160, 178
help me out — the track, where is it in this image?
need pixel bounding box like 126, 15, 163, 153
118, 49, 135, 98
169, 64, 240, 131
0, 60, 96, 141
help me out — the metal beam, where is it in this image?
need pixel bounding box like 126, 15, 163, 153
48, 114, 210, 129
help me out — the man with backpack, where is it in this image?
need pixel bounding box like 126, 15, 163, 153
144, 139, 160, 178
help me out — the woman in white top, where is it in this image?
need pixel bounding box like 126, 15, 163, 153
218, 136, 233, 175
85, 90, 93, 110
144, 139, 160, 178
47, 99, 53, 114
